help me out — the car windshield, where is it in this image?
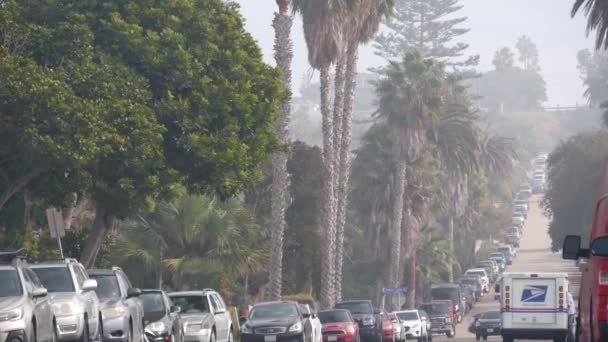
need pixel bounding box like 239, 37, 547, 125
250, 303, 298, 319
460, 279, 478, 286
335, 302, 373, 314
169, 295, 210, 313
318, 310, 352, 323
420, 304, 448, 315
141, 293, 166, 313
0, 270, 22, 297
481, 311, 500, 320
32, 267, 74, 292
467, 271, 485, 277
396, 312, 418, 321
498, 248, 510, 253
90, 274, 120, 299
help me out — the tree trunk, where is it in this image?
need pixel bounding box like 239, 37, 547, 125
405, 253, 416, 309
388, 157, 407, 309
334, 42, 358, 303
320, 63, 338, 309
448, 215, 454, 283
267, 6, 293, 302
23, 189, 33, 234
63, 195, 88, 231
0, 167, 42, 213
80, 204, 113, 268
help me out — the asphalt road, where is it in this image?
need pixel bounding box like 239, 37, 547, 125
431, 194, 580, 342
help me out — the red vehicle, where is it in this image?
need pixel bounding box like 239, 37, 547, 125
381, 316, 394, 342
431, 299, 456, 323
563, 160, 608, 341
318, 309, 360, 342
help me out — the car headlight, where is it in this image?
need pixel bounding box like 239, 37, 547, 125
52, 302, 76, 315
0, 308, 23, 322
102, 306, 127, 320
454, 305, 459, 311
475, 321, 480, 327
240, 325, 252, 334
412, 323, 420, 329
289, 322, 303, 333
147, 321, 166, 333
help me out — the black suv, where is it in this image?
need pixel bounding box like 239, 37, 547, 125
334, 300, 382, 342
240, 301, 311, 342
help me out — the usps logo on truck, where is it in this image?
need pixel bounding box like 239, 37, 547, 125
521, 285, 548, 302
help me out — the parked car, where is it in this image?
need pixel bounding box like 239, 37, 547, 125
169, 289, 234, 342
511, 214, 525, 226
334, 300, 381, 342
418, 302, 455, 339
513, 205, 527, 218
464, 269, 489, 292
513, 199, 529, 211
0, 249, 54, 342
240, 301, 310, 342
31, 258, 101, 342
506, 234, 520, 248
459, 285, 475, 312
498, 245, 516, 259
317, 309, 359, 342
458, 277, 482, 301
141, 290, 184, 342
300, 304, 323, 342
516, 186, 532, 199
430, 285, 464, 322
393, 310, 428, 342
88, 267, 144, 342
475, 261, 497, 282
488, 252, 507, 268
473, 311, 501, 341
387, 314, 405, 342
467, 313, 481, 334
488, 256, 506, 272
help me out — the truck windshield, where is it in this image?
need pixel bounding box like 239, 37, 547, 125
420, 304, 448, 315
335, 302, 373, 314
32, 267, 74, 293
431, 288, 459, 302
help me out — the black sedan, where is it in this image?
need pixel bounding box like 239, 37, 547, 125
142, 290, 184, 342
474, 311, 501, 341
240, 301, 310, 342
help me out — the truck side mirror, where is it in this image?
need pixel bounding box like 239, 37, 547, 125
563, 235, 584, 260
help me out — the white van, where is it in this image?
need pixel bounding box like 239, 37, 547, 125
495, 272, 569, 342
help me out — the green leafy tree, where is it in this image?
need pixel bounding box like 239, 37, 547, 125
542, 130, 608, 250
373, 0, 478, 66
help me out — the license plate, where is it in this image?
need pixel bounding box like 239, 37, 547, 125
328, 336, 338, 341
486, 328, 494, 332
264, 336, 277, 342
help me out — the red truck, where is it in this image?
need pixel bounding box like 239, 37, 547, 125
562, 161, 608, 342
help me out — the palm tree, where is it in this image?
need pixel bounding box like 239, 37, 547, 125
334, 0, 394, 303
268, 0, 294, 301
375, 52, 446, 306
292, 0, 352, 308
572, 0, 608, 49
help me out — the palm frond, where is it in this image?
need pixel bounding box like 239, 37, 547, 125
572, 0, 608, 49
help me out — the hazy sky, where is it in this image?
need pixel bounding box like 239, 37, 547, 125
235, 0, 594, 106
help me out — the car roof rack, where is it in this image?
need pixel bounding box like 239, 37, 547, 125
0, 248, 28, 265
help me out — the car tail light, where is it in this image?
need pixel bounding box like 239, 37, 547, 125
599, 271, 608, 285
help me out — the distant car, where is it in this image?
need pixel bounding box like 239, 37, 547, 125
460, 285, 476, 312
473, 311, 501, 341
517, 186, 532, 200
168, 289, 234, 342
392, 310, 427, 342
387, 314, 405, 342
513, 205, 527, 218
31, 258, 101, 342
506, 234, 520, 248
497, 245, 516, 259
240, 301, 310, 342
0, 249, 54, 342
141, 290, 184, 342
492, 250, 512, 265
299, 304, 323, 342
458, 277, 482, 301
511, 215, 525, 226
513, 199, 529, 211
475, 261, 497, 282
317, 309, 359, 342
489, 252, 507, 268
334, 300, 381, 342
464, 269, 489, 292
88, 267, 144, 342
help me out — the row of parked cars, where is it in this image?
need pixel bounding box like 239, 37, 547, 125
0, 249, 235, 342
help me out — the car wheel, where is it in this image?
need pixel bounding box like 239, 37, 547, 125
32, 321, 37, 342
427, 334, 432, 342
80, 316, 90, 342
475, 334, 480, 341
227, 327, 234, 342
445, 326, 455, 339
127, 322, 132, 342
51, 320, 58, 342
209, 331, 216, 342
356, 333, 360, 342
482, 335, 487, 341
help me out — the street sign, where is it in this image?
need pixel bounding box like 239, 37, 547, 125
383, 287, 408, 294
46, 208, 65, 238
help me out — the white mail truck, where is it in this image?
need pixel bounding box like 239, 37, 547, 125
495, 272, 569, 342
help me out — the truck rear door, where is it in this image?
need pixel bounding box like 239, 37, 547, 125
511, 277, 557, 325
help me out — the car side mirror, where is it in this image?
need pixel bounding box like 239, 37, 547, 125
33, 287, 48, 298
171, 305, 181, 313
82, 279, 97, 292
563, 235, 588, 260
127, 288, 142, 298
215, 307, 225, 314
239, 316, 247, 325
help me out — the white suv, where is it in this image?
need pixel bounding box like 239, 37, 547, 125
31, 258, 101, 342
392, 310, 428, 342
464, 268, 489, 293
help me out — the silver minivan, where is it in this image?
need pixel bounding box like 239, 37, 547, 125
31, 258, 101, 342
0, 250, 55, 342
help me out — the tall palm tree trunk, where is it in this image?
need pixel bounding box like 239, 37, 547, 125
320, 63, 338, 309
267, 1, 293, 301
268, 0, 293, 300
388, 157, 407, 309
334, 43, 359, 302
448, 215, 454, 282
